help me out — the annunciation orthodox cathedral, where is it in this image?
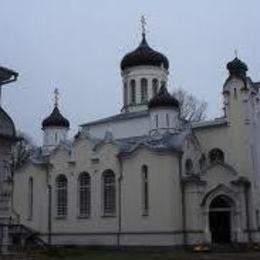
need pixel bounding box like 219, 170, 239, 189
1, 23, 260, 248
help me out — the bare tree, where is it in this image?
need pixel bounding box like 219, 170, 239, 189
12, 131, 36, 169
173, 88, 207, 122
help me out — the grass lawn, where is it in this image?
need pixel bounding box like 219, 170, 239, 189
26, 248, 260, 260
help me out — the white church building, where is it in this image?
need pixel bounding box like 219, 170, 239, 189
12, 29, 260, 247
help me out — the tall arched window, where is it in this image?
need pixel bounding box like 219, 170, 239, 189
142, 165, 149, 215
166, 113, 170, 127
141, 78, 148, 103
78, 172, 91, 217
185, 159, 193, 175
103, 170, 116, 215
28, 177, 33, 220
152, 79, 159, 96
56, 175, 68, 217
209, 148, 225, 164
123, 82, 128, 106
130, 79, 136, 104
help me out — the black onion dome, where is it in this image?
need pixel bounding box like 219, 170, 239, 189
42, 106, 70, 128
121, 34, 169, 71
227, 57, 248, 77
148, 86, 179, 109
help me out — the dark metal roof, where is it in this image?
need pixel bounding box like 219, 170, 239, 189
81, 110, 149, 127
226, 57, 248, 78
0, 66, 18, 85
148, 86, 179, 109
0, 107, 16, 140
120, 33, 169, 71
42, 106, 70, 128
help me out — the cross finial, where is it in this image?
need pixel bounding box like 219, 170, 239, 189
54, 88, 59, 107
141, 15, 147, 37
234, 49, 238, 58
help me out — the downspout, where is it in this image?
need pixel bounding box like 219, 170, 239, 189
178, 152, 187, 246
45, 156, 52, 245
117, 156, 123, 248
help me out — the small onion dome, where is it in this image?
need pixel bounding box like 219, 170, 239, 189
120, 34, 169, 71
227, 57, 248, 77
42, 106, 70, 129
148, 85, 179, 109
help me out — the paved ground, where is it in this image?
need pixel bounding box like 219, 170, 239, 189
2, 249, 260, 260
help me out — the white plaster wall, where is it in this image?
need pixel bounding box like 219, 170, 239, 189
85, 114, 150, 139
48, 138, 120, 234
121, 149, 182, 233
13, 164, 48, 233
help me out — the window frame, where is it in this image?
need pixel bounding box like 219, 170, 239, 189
55, 174, 68, 218
141, 165, 149, 216
78, 172, 91, 218
140, 78, 148, 103
102, 170, 116, 217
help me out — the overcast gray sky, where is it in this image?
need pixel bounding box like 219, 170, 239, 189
1, 0, 260, 144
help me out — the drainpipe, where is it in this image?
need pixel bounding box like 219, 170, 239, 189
117, 156, 123, 248
45, 156, 52, 245
178, 152, 187, 246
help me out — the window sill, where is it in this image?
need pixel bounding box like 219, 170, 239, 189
77, 215, 91, 219
55, 216, 67, 220
101, 214, 116, 218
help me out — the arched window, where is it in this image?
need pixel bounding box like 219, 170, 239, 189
199, 154, 206, 171
166, 113, 170, 127
78, 172, 91, 217
185, 159, 193, 175
142, 165, 149, 215
152, 79, 159, 96
124, 82, 128, 106
141, 78, 148, 103
56, 175, 68, 217
155, 114, 159, 128
103, 170, 116, 215
209, 148, 225, 164
130, 79, 136, 104
28, 177, 33, 220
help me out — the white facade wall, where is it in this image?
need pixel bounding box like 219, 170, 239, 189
85, 115, 150, 139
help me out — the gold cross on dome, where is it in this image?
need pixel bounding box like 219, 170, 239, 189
54, 88, 59, 107
141, 15, 147, 36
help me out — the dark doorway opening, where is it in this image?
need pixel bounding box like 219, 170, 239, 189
209, 195, 232, 244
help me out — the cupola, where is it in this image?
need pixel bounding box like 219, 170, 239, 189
120, 33, 169, 71
42, 89, 70, 154
148, 85, 179, 109
120, 17, 170, 114
226, 57, 248, 78
148, 86, 180, 136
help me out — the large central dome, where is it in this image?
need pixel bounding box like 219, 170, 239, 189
120, 33, 169, 71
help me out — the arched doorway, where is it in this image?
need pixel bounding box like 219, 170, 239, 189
209, 195, 232, 244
